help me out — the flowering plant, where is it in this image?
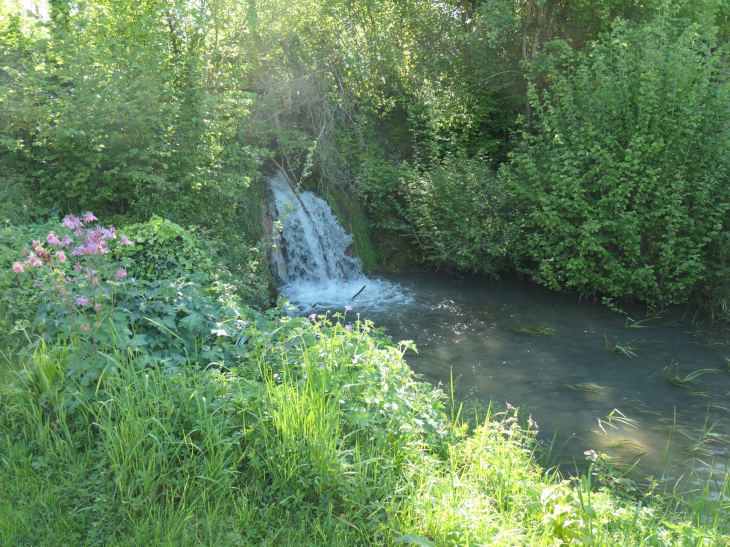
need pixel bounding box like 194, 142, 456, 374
12, 212, 133, 354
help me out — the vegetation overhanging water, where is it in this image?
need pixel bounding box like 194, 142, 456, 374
3, 0, 730, 543
273, 173, 730, 496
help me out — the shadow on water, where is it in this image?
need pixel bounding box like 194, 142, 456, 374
360, 271, 730, 485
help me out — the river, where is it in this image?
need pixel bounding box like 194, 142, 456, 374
268, 171, 730, 487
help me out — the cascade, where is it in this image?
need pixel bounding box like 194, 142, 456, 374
267, 171, 410, 313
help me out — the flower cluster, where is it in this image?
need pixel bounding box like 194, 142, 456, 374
13, 213, 133, 274
12, 212, 134, 349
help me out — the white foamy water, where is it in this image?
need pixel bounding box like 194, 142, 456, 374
268, 172, 412, 314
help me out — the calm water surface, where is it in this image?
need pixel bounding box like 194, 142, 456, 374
360, 272, 730, 483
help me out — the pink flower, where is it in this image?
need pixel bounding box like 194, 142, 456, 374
12, 262, 24, 273
74, 228, 83, 237
71, 277, 78, 283
32, 240, 41, 251
114, 268, 127, 279
119, 234, 133, 246
92, 278, 99, 286
344, 305, 352, 311
61, 215, 75, 229
74, 262, 83, 271
76, 296, 91, 306
94, 303, 101, 311
344, 324, 352, 331
22, 248, 28, 256
63, 214, 84, 230
55, 251, 67, 262
61, 235, 73, 246
81, 323, 90, 332
82, 212, 97, 223
46, 232, 61, 245
101, 227, 116, 239
28, 255, 43, 268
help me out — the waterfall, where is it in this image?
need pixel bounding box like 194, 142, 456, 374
267, 171, 411, 313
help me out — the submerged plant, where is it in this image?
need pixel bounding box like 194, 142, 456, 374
625, 400, 663, 416
605, 439, 647, 459
663, 360, 718, 386
506, 325, 555, 336
596, 409, 639, 436
624, 307, 667, 329
604, 335, 644, 358
565, 383, 615, 394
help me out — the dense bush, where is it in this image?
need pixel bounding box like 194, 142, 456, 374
120, 216, 212, 282
401, 156, 520, 275
1, 214, 270, 388
507, 18, 730, 304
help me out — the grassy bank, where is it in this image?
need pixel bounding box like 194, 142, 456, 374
1, 311, 728, 546
0, 213, 727, 546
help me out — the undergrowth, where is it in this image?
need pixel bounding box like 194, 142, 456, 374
1, 310, 728, 546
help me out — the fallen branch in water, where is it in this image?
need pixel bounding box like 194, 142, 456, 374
351, 285, 366, 300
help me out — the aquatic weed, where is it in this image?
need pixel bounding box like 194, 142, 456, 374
663, 360, 718, 386
506, 325, 555, 336
604, 335, 644, 358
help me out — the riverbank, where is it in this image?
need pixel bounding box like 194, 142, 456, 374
1, 309, 728, 546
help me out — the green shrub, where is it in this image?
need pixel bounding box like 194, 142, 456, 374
114, 275, 253, 370
0, 176, 33, 226
121, 216, 212, 282
506, 17, 730, 304
401, 156, 520, 275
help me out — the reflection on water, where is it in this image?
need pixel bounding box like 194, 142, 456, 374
358, 272, 730, 484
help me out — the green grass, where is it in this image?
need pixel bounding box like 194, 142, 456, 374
663, 360, 719, 386
605, 335, 646, 358
1, 316, 729, 546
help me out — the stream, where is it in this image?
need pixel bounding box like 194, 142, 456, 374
268, 172, 730, 486
367, 272, 730, 485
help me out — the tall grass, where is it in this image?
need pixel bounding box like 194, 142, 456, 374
1, 315, 729, 546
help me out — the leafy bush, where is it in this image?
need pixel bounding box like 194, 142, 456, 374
401, 156, 520, 275
114, 275, 253, 370
121, 216, 212, 281
507, 18, 730, 304
0, 176, 33, 225
0, 6, 259, 224
208, 246, 272, 312
3, 212, 270, 398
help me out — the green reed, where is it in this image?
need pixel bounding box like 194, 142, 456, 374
663, 360, 719, 386
604, 335, 645, 358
